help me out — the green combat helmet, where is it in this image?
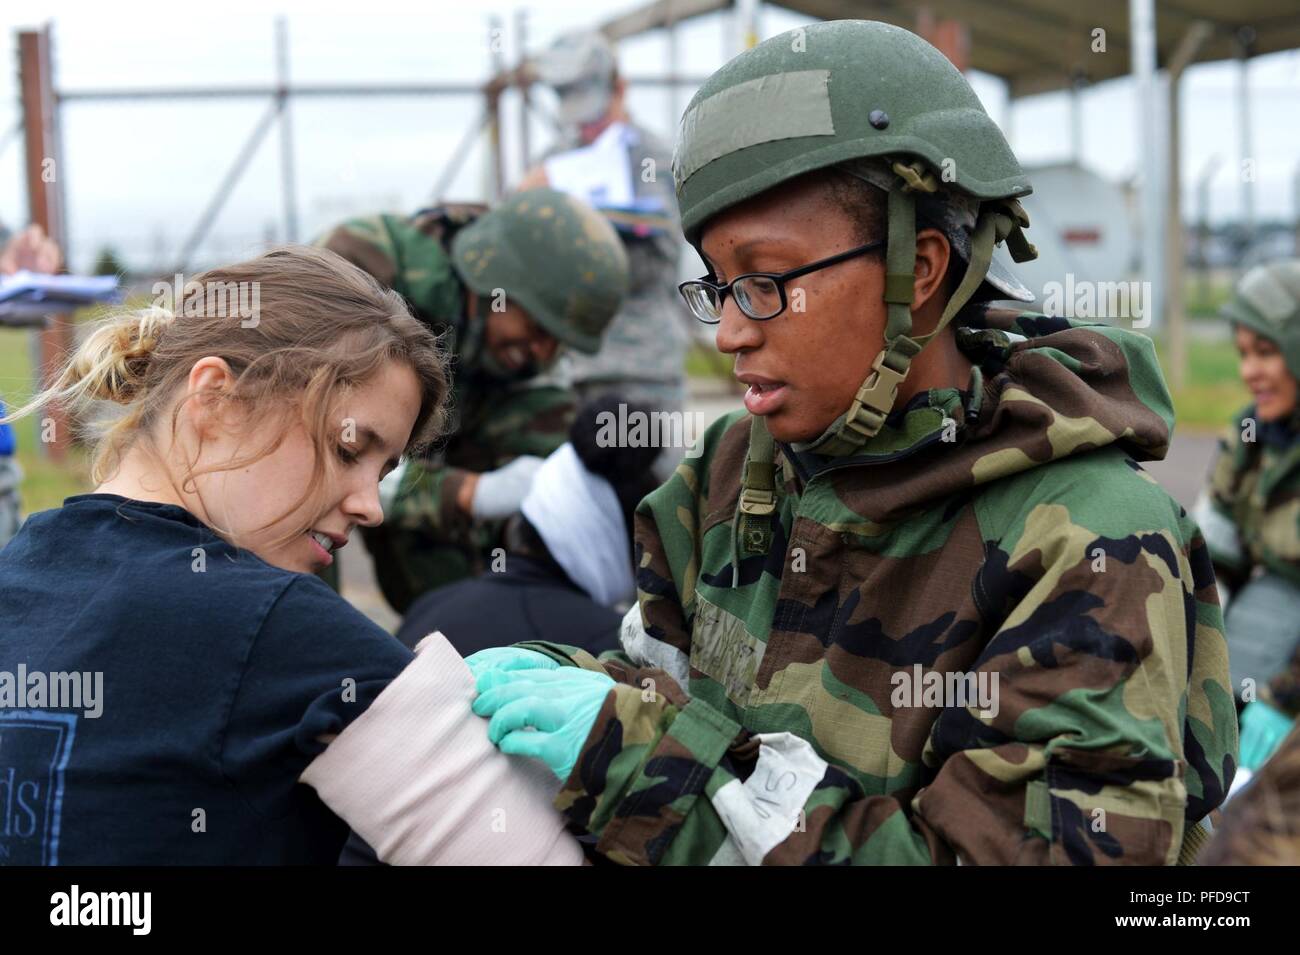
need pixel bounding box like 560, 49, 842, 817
671, 19, 1039, 555
451, 187, 629, 354
1221, 259, 1300, 379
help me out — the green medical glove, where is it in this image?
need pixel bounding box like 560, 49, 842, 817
472, 666, 615, 781
1239, 700, 1295, 771
463, 646, 560, 681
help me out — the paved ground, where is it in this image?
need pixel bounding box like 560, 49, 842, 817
1143, 432, 1219, 510
340, 382, 1222, 632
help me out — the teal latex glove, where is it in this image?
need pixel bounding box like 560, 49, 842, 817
1239, 700, 1295, 771
472, 666, 615, 781
464, 646, 560, 680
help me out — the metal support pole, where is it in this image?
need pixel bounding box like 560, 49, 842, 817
1165, 21, 1212, 391
431, 111, 492, 202
1130, 0, 1163, 331
736, 0, 760, 52
666, 0, 680, 130
1197, 155, 1222, 308
18, 27, 71, 462
1004, 83, 1015, 152
1294, 159, 1300, 257
1069, 80, 1083, 165
1236, 29, 1257, 267
173, 102, 282, 272
487, 16, 505, 200
276, 18, 299, 244
515, 9, 531, 173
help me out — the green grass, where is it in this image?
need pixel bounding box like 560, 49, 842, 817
1157, 336, 1249, 433
1, 327, 90, 513
1184, 281, 1234, 320
685, 342, 734, 382
0, 303, 1249, 518
685, 330, 1248, 432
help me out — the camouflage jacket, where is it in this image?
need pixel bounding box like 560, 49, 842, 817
1198, 410, 1300, 717
1200, 408, 1300, 589
522, 309, 1236, 865
317, 208, 574, 592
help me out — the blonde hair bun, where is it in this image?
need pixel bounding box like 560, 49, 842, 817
70, 306, 176, 405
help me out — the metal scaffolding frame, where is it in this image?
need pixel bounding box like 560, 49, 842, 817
12, 4, 1299, 446
10, 15, 708, 275
576, 0, 1300, 391
8, 13, 709, 460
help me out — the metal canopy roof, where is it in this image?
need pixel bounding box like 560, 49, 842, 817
601, 0, 1300, 97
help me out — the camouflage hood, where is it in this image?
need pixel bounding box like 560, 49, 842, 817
784, 308, 1175, 524
525, 304, 1230, 867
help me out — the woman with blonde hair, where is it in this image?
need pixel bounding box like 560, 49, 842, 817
0, 246, 581, 865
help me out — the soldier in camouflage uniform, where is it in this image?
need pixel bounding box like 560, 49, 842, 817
318, 188, 627, 611
1193, 261, 1300, 777
468, 20, 1235, 865
524, 30, 690, 421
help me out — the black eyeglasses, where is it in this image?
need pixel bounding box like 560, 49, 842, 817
678, 239, 886, 324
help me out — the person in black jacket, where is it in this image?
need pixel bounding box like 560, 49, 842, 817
395, 394, 663, 656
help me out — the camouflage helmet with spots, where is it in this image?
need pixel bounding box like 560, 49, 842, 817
1222, 259, 1300, 380
450, 187, 628, 354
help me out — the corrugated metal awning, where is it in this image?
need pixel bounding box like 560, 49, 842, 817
599, 0, 1300, 97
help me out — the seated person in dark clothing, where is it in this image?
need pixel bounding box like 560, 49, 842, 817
396, 395, 663, 657
341, 396, 664, 865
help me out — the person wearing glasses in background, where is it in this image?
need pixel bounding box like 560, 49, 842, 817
465, 20, 1235, 865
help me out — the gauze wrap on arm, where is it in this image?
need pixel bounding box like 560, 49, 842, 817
300, 631, 583, 865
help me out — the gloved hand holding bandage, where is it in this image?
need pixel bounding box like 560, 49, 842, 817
473, 666, 615, 782
299, 632, 583, 865
470, 455, 545, 520
465, 645, 561, 680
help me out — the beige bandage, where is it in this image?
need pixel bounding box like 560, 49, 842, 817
300, 631, 584, 866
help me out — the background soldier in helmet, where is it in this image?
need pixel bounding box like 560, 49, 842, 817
318, 187, 628, 612
468, 20, 1235, 865
520, 29, 691, 459
1193, 260, 1300, 785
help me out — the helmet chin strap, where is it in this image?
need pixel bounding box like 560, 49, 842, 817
803, 169, 1034, 457
808, 180, 921, 456
730, 164, 1036, 577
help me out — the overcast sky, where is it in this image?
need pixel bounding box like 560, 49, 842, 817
2, 0, 1297, 272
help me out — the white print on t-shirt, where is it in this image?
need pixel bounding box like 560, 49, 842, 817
0, 711, 76, 865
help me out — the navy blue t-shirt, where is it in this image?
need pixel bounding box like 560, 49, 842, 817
0, 494, 413, 864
